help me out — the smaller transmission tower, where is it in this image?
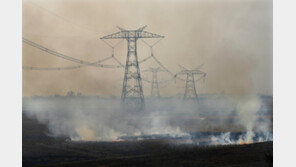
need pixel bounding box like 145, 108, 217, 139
175, 64, 206, 100
143, 67, 165, 98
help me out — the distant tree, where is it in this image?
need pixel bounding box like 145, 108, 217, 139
77, 92, 82, 96
32, 95, 40, 98
66, 91, 75, 97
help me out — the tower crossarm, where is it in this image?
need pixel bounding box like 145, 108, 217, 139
191, 70, 206, 75
177, 70, 206, 75
177, 64, 205, 75
100, 28, 164, 39
100, 31, 123, 39
142, 67, 166, 73
140, 31, 164, 38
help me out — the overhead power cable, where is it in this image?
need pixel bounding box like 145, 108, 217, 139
22, 65, 81, 71
140, 39, 186, 82
26, 0, 99, 34
22, 38, 123, 69
101, 39, 125, 68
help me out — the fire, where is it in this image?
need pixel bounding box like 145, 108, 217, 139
135, 137, 143, 141
238, 141, 250, 145
237, 138, 251, 145
110, 138, 122, 142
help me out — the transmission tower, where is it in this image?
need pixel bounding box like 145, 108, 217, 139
143, 67, 165, 98
100, 26, 164, 111
175, 64, 206, 100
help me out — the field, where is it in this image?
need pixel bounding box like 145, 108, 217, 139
23, 113, 273, 167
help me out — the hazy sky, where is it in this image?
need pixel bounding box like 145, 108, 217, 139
22, 0, 272, 97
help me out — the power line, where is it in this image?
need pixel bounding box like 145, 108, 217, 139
23, 65, 81, 71
26, 0, 99, 34
138, 56, 152, 64
140, 39, 186, 82
101, 39, 125, 68
22, 56, 117, 71
23, 37, 123, 69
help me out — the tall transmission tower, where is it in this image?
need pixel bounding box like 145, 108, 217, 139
175, 64, 206, 100
143, 67, 165, 98
100, 26, 164, 111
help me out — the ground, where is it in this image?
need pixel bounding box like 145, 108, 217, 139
23, 113, 273, 167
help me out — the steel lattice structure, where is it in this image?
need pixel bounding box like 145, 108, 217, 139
175, 64, 206, 100
143, 67, 165, 98
100, 26, 164, 111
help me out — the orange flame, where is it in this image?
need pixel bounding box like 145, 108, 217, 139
239, 141, 250, 145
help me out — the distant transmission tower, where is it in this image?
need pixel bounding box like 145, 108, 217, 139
175, 64, 206, 100
143, 67, 165, 98
100, 26, 164, 111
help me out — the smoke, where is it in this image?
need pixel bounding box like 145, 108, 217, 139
207, 95, 273, 145
22, 0, 272, 96
236, 96, 260, 143
23, 97, 190, 141
23, 94, 272, 145
210, 132, 232, 145
21, 0, 272, 146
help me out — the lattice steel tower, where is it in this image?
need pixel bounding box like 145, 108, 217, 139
100, 26, 164, 111
175, 65, 206, 100
143, 67, 165, 98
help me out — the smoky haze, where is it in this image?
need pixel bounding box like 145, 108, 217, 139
23, 95, 273, 143
22, 0, 272, 97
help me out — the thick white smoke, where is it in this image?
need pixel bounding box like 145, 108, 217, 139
208, 95, 272, 145
236, 96, 260, 143
23, 95, 272, 144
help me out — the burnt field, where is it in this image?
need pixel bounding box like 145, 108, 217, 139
23, 114, 273, 167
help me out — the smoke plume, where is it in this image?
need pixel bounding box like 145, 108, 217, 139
23, 94, 272, 145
